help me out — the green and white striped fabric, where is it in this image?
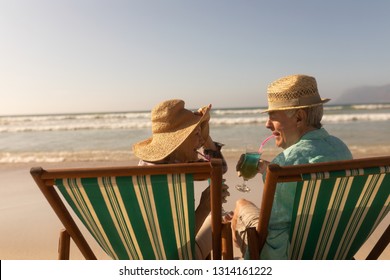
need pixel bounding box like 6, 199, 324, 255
289, 166, 390, 260
55, 173, 195, 260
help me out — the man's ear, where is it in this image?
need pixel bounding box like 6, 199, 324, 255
296, 109, 307, 126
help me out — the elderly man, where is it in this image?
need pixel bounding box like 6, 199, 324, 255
232, 74, 353, 259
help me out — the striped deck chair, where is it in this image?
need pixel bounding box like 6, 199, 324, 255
246, 156, 390, 260
31, 159, 232, 260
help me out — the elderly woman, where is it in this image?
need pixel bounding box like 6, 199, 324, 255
232, 74, 353, 259
132, 99, 229, 259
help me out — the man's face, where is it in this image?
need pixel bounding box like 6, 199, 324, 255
265, 110, 300, 149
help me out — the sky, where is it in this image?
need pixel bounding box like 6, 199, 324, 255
1, 0, 389, 116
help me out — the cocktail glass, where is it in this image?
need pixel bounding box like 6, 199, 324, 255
235, 134, 275, 193
235, 151, 261, 192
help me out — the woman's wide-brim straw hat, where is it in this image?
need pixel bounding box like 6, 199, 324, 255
133, 99, 209, 162
262, 74, 330, 113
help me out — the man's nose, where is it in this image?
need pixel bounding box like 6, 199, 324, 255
265, 119, 273, 129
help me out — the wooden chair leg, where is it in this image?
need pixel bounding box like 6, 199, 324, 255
366, 224, 390, 260
222, 222, 233, 260
247, 227, 260, 260
58, 229, 71, 260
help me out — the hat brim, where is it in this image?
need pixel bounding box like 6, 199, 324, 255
261, 98, 330, 113
132, 112, 208, 162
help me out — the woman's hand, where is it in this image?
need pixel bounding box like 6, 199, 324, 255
196, 104, 211, 118
195, 104, 211, 145
222, 179, 230, 203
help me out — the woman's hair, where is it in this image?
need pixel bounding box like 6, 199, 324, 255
285, 105, 323, 129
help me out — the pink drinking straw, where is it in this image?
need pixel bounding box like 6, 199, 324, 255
197, 150, 210, 161
258, 135, 275, 153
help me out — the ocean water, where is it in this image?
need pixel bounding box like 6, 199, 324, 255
1, 103, 390, 163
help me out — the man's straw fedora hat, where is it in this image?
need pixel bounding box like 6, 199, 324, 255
263, 74, 330, 113
133, 99, 209, 162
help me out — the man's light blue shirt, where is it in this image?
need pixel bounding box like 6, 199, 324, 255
260, 128, 352, 259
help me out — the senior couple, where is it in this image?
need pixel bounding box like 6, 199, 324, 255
132, 74, 352, 260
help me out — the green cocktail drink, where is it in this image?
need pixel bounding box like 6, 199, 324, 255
239, 152, 261, 179
235, 152, 261, 192
236, 134, 275, 193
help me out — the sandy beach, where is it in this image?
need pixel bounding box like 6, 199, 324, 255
0, 153, 389, 260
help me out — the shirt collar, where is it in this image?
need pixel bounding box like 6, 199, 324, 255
282, 128, 329, 156
300, 127, 329, 140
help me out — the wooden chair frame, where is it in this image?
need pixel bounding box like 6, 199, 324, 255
31, 158, 233, 260
247, 156, 390, 260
